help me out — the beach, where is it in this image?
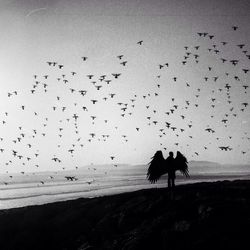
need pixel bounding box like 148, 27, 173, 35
1, 179, 250, 250
1, 170, 250, 209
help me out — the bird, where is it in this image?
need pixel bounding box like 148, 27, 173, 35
65, 176, 77, 181
91, 100, 98, 104
120, 61, 127, 66
112, 73, 121, 79
87, 74, 94, 79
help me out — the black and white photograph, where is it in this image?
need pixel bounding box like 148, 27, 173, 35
0, 0, 250, 249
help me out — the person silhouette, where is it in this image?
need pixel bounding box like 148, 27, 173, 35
165, 151, 175, 188
147, 150, 189, 188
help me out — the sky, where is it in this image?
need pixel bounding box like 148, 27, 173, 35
0, 0, 250, 173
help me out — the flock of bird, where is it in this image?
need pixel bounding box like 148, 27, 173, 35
1, 25, 250, 185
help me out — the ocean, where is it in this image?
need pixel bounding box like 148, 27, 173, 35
1, 171, 250, 210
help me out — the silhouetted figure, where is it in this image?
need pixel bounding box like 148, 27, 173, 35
147, 150, 189, 189
166, 152, 175, 188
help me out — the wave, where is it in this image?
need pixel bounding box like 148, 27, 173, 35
1, 174, 250, 210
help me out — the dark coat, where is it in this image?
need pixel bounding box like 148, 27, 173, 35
165, 155, 176, 179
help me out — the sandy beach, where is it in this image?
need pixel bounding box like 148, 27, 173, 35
1, 179, 250, 250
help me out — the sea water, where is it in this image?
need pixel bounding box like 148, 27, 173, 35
0, 172, 249, 210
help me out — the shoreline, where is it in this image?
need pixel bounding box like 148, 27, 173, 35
1, 174, 250, 210
1, 179, 250, 249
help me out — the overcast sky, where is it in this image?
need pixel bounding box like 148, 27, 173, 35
0, 0, 250, 173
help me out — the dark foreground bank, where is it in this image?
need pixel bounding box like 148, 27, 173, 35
1, 180, 250, 250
